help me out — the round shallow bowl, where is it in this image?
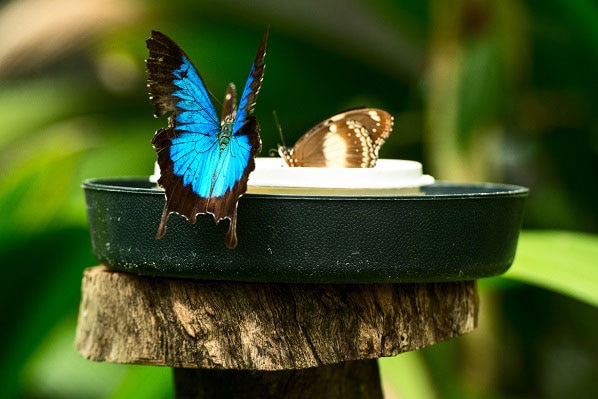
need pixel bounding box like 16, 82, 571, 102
83, 178, 528, 283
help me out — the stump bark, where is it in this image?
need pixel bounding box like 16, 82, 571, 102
76, 266, 478, 398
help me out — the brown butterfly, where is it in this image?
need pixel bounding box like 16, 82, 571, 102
277, 108, 393, 167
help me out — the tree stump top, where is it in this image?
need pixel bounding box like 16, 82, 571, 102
76, 266, 478, 370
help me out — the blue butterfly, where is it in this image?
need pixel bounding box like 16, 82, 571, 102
146, 29, 268, 248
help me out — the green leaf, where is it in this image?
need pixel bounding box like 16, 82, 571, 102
503, 230, 598, 307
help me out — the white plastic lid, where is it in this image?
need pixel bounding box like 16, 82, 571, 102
248, 158, 434, 189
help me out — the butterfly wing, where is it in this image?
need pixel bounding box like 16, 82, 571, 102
146, 31, 219, 126
147, 31, 220, 236
210, 28, 267, 247
232, 27, 268, 135
279, 108, 394, 167
147, 30, 267, 248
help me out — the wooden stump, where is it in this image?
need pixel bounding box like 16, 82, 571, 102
76, 266, 478, 398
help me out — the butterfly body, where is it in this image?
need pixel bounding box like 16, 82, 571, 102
146, 29, 268, 248
278, 108, 393, 168
219, 120, 234, 151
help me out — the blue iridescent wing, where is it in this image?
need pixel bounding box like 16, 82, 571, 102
231, 28, 268, 134
146, 31, 219, 132
146, 30, 267, 248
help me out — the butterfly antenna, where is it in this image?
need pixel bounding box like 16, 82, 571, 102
211, 95, 222, 108
272, 110, 287, 148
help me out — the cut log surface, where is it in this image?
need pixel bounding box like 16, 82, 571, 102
76, 266, 478, 371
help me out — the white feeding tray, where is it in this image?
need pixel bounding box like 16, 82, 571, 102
246, 158, 435, 196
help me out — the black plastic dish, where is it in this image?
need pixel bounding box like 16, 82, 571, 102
83, 177, 528, 283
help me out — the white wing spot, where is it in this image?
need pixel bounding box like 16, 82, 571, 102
368, 111, 381, 122
323, 131, 348, 167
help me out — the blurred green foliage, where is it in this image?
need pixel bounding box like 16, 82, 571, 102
1, 0, 597, 398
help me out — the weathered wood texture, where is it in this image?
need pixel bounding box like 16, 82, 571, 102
174, 360, 383, 399
76, 266, 478, 370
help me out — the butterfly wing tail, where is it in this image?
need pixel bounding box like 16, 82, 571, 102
156, 201, 171, 239
152, 125, 176, 238
225, 212, 238, 249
